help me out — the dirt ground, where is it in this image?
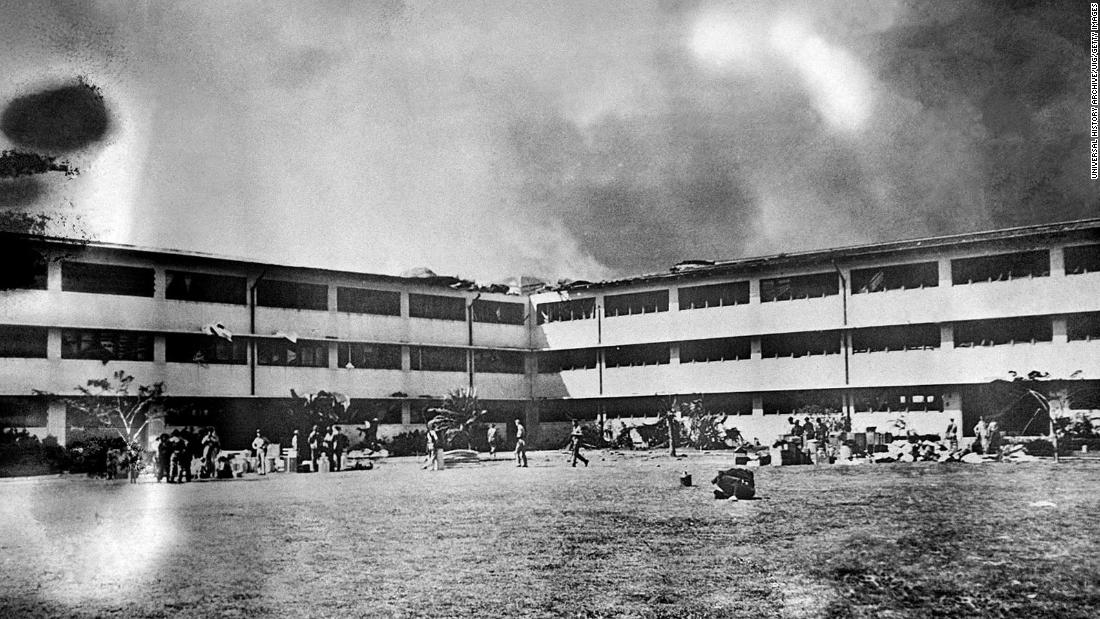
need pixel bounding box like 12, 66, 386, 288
1, 450, 1098, 618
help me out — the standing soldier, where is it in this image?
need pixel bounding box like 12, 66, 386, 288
307, 425, 321, 472
514, 419, 528, 468
569, 420, 589, 468
487, 424, 499, 460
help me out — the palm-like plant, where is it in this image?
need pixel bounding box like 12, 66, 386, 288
425, 388, 486, 449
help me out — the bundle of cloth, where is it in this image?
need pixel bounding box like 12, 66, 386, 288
712, 468, 755, 500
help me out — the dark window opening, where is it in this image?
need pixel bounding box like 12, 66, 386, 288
850, 262, 938, 294
851, 388, 944, 412
760, 272, 838, 302
761, 331, 841, 358
0, 325, 48, 358
409, 346, 467, 372
1, 243, 48, 290
348, 399, 404, 424
256, 279, 328, 311
337, 287, 401, 316
761, 390, 842, 416
166, 270, 246, 304
409, 293, 466, 321
1065, 244, 1100, 275
538, 349, 598, 373
678, 281, 750, 310
954, 316, 1053, 347
472, 299, 526, 325
536, 298, 596, 324
604, 290, 669, 317
62, 262, 154, 297
165, 334, 247, 365
605, 343, 670, 368
256, 339, 329, 367
851, 324, 941, 353
474, 349, 526, 374
679, 337, 752, 363
61, 329, 153, 361
337, 342, 402, 369
0, 397, 49, 428
697, 393, 754, 416
951, 250, 1049, 284
1067, 312, 1100, 341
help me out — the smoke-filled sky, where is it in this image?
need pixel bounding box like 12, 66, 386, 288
0, 0, 1096, 281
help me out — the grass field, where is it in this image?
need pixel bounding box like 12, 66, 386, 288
1, 450, 1098, 618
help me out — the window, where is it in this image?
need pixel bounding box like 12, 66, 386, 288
256, 279, 328, 310
536, 298, 596, 324
2, 243, 47, 290
851, 324, 940, 353
538, 349, 598, 373
604, 343, 670, 368
953, 316, 1053, 347
337, 342, 402, 369
761, 390, 842, 416
698, 393, 754, 416
604, 290, 669, 317
679, 337, 751, 363
0, 397, 49, 428
1065, 244, 1100, 275
678, 281, 749, 310
409, 346, 467, 372
761, 331, 841, 358
61, 329, 153, 361
473, 349, 526, 374
851, 388, 943, 412
0, 325, 48, 358
337, 286, 401, 316
409, 294, 465, 321
760, 272, 838, 302
62, 262, 154, 297
951, 250, 1049, 284
471, 299, 526, 325
165, 334, 247, 364
850, 262, 938, 294
1067, 312, 1100, 341
256, 339, 329, 367
166, 270, 246, 304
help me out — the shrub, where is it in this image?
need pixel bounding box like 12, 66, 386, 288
0, 429, 68, 477
386, 430, 427, 457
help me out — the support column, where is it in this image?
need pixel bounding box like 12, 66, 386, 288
750, 337, 762, 359
401, 401, 412, 425
1052, 316, 1068, 344
1050, 246, 1065, 277
327, 285, 338, 313
938, 258, 953, 287
940, 324, 954, 350
524, 399, 540, 447
670, 343, 680, 365
47, 259, 62, 291
153, 267, 166, 300
668, 287, 679, 312
154, 335, 166, 363
328, 341, 339, 369
47, 328, 62, 359
752, 395, 764, 416
46, 400, 67, 446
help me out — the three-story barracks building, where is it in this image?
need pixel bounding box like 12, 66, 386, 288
2, 218, 1099, 449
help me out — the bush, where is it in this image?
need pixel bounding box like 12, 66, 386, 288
0, 429, 68, 477
386, 430, 427, 457
66, 435, 128, 476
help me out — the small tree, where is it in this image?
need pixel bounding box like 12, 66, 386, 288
39, 371, 166, 448
425, 388, 486, 450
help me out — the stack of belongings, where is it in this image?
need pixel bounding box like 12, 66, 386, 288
712, 468, 755, 500
442, 449, 481, 465
999, 443, 1038, 463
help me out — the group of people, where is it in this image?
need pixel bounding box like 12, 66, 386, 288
155, 427, 227, 483
305, 424, 352, 472
971, 416, 1003, 455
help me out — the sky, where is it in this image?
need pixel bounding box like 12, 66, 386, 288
0, 0, 1096, 282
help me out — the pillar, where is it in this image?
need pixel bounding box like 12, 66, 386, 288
668, 286, 679, 312
938, 258, 953, 287
47, 259, 62, 291
46, 400, 67, 446
1052, 316, 1068, 344
328, 340, 339, 369
752, 394, 764, 416
750, 337, 762, 359
940, 324, 954, 350
1050, 246, 1065, 277
524, 399, 540, 446
153, 267, 166, 300
401, 400, 412, 425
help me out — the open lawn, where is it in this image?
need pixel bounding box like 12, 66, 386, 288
1, 451, 1098, 618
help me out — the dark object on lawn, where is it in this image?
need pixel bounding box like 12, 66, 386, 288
680, 471, 692, 487
712, 468, 755, 500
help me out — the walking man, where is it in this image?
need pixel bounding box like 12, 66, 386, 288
514, 418, 528, 468
569, 420, 588, 467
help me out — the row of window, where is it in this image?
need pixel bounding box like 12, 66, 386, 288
536, 244, 1100, 322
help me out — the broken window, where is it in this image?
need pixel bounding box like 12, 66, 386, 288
536, 298, 596, 324
851, 324, 940, 353
950, 250, 1049, 284
347, 398, 404, 424
604, 343, 670, 368
678, 281, 750, 310
165, 334, 247, 364
760, 331, 841, 358
604, 290, 669, 317
409, 293, 466, 321
679, 337, 752, 363
760, 272, 838, 302
953, 316, 1053, 347
409, 345, 467, 372
1, 243, 48, 290
473, 349, 526, 374
1064, 244, 1100, 275
0, 397, 49, 428
256, 339, 329, 367
61, 329, 153, 361
761, 390, 842, 416
699, 393, 754, 416
337, 286, 401, 316
850, 261, 938, 294
850, 388, 943, 412
472, 299, 526, 325
337, 342, 402, 369
165, 270, 246, 304
538, 348, 598, 373
0, 325, 48, 358
256, 279, 328, 311
1067, 312, 1100, 341
62, 262, 154, 297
